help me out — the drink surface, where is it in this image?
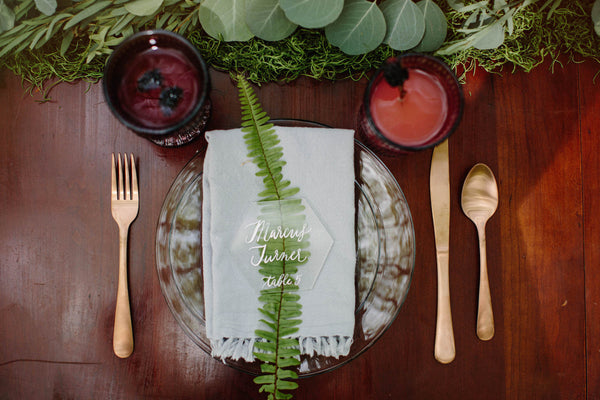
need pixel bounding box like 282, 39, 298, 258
117, 47, 201, 130
369, 68, 448, 147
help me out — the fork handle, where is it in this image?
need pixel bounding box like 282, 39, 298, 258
113, 227, 134, 358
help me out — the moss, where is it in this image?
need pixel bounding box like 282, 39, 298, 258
1, 0, 599, 96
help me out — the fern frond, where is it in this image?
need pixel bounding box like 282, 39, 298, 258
237, 74, 310, 400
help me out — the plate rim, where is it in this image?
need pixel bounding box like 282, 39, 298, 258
155, 120, 416, 376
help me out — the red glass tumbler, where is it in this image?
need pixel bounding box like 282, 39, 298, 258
358, 54, 463, 155
103, 30, 211, 147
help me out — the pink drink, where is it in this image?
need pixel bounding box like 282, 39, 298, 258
117, 47, 201, 130
369, 68, 448, 147
358, 54, 463, 155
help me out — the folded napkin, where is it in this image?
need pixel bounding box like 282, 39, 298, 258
202, 126, 356, 361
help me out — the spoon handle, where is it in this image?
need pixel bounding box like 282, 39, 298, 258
477, 225, 494, 340
434, 251, 455, 363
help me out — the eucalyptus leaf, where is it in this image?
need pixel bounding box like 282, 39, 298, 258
177, 17, 192, 34
493, 0, 508, 12
34, 0, 56, 16
86, 43, 100, 63
380, 0, 424, 51
435, 38, 469, 55
503, 7, 516, 35
593, 0, 600, 36
0, 28, 35, 57
507, 16, 514, 35
16, 33, 36, 54
324, 0, 386, 55
446, 0, 464, 12
124, 0, 163, 16
0, 1, 15, 33
198, 0, 253, 41
156, 10, 170, 28
72, 0, 96, 12
13, 0, 34, 20
521, 0, 537, 6
472, 21, 504, 50
108, 13, 135, 36
45, 13, 71, 40
60, 28, 73, 55
29, 27, 46, 49
413, 0, 446, 52
63, 1, 111, 30
246, 0, 297, 41
0, 24, 26, 47
450, 0, 488, 13
464, 9, 481, 29
280, 0, 343, 29
109, 6, 128, 16
544, 0, 562, 18
122, 25, 134, 39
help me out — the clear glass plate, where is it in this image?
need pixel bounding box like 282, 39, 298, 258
155, 120, 415, 377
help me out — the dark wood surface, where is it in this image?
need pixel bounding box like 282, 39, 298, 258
1, 59, 598, 399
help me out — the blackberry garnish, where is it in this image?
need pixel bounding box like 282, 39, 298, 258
382, 59, 409, 100
159, 86, 184, 115
137, 69, 163, 91
382, 60, 409, 87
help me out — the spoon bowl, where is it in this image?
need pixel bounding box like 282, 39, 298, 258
461, 163, 498, 341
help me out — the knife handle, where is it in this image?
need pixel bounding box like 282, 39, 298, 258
434, 250, 455, 364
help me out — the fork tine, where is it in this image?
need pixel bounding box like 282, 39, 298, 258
118, 153, 124, 200
131, 154, 139, 201
111, 153, 117, 200
124, 153, 130, 201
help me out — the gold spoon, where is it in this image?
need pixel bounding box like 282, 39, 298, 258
461, 163, 498, 341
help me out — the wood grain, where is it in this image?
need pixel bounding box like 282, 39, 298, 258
0, 59, 597, 399
581, 62, 600, 400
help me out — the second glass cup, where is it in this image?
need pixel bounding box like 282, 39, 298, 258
358, 54, 463, 155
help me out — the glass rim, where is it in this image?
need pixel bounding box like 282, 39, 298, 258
363, 53, 464, 152
102, 29, 211, 136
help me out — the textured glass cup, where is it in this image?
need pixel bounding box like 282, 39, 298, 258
358, 54, 463, 155
103, 30, 211, 147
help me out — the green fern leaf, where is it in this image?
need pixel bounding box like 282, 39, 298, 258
254, 374, 276, 385
261, 363, 277, 374
277, 357, 301, 368
237, 74, 310, 400
254, 352, 277, 364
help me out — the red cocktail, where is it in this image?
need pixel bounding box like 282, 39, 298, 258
103, 30, 211, 147
359, 54, 463, 155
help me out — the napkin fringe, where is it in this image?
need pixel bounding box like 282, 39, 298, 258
210, 336, 353, 362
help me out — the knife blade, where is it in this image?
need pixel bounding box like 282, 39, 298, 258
430, 139, 455, 364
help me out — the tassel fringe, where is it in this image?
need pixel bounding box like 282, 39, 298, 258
210, 336, 353, 362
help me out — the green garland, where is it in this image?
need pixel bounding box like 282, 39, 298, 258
443, 1, 600, 74
0, 0, 598, 98
188, 28, 396, 83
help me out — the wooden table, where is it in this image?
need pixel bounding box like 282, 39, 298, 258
1, 58, 598, 399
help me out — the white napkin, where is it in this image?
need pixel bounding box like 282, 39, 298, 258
202, 126, 356, 361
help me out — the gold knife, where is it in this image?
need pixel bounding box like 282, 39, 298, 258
430, 139, 455, 364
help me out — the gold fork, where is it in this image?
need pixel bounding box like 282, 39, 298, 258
111, 153, 139, 358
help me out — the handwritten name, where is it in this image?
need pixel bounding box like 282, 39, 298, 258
245, 219, 311, 244
245, 219, 310, 267
249, 245, 308, 267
